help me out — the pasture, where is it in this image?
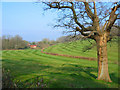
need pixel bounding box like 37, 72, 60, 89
2, 40, 118, 88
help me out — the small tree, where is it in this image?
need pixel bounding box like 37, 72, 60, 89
43, 1, 120, 82
32, 42, 36, 45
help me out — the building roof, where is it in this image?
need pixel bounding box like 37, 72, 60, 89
30, 45, 37, 47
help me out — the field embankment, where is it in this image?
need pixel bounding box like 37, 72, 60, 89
44, 40, 118, 64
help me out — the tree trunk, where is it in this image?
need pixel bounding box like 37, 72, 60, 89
96, 32, 112, 82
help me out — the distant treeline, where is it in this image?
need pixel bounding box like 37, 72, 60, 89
0, 34, 83, 50
1, 35, 29, 50
0, 32, 119, 50
33, 35, 83, 49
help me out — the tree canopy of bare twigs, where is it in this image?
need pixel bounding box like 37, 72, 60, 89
43, 1, 120, 38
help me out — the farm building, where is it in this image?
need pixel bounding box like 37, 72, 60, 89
30, 45, 37, 49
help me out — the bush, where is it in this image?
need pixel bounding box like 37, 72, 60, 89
2, 68, 47, 88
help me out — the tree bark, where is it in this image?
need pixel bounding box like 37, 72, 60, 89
95, 32, 112, 82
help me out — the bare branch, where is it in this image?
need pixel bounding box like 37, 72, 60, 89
102, 21, 108, 32
106, 3, 120, 31
70, 4, 86, 30
113, 25, 120, 29
44, 2, 87, 32
76, 27, 88, 36
43, 2, 119, 40
84, 31, 98, 39
84, 2, 94, 21
76, 27, 97, 37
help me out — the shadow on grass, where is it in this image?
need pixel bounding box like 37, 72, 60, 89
47, 63, 118, 88
110, 73, 119, 84
48, 72, 106, 88
2, 58, 118, 88
61, 63, 97, 79
2, 59, 53, 77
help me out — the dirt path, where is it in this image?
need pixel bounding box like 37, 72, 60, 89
41, 48, 97, 61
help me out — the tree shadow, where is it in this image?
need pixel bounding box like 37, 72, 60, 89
47, 72, 108, 88
110, 73, 119, 84
45, 64, 110, 88
2, 58, 118, 88
61, 63, 97, 79
2, 59, 53, 77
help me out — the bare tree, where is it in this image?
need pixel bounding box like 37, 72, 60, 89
2, 35, 28, 50
43, 1, 120, 82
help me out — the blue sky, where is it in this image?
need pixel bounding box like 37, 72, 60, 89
2, 1, 119, 42
2, 2, 65, 42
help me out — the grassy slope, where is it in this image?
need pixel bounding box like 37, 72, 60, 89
2, 40, 118, 88
44, 40, 118, 64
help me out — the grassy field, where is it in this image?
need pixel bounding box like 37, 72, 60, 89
2, 40, 119, 88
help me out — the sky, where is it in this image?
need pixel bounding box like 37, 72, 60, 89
2, 1, 120, 42
2, 2, 66, 42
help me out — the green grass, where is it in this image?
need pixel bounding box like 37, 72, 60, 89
2, 40, 119, 88
44, 40, 118, 64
